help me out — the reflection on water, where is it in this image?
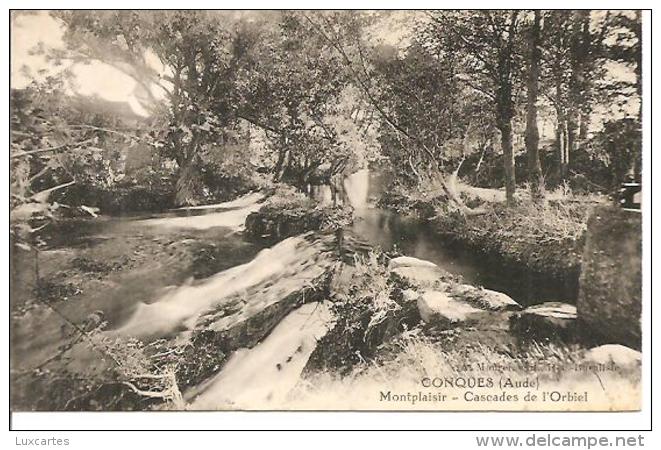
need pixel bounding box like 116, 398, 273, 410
349, 207, 578, 306
345, 169, 578, 306
350, 208, 481, 283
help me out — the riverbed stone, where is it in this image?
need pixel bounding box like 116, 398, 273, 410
509, 302, 576, 341
417, 290, 482, 325
446, 283, 521, 311
388, 256, 439, 270
583, 344, 641, 368
390, 265, 448, 286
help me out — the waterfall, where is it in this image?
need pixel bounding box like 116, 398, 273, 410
343, 168, 370, 209
189, 301, 334, 410
309, 168, 370, 208
115, 234, 336, 339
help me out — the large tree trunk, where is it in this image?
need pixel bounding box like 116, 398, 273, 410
525, 10, 544, 202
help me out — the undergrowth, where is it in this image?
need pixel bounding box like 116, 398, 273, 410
291, 334, 640, 410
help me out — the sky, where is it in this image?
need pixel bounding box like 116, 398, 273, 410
10, 11, 152, 116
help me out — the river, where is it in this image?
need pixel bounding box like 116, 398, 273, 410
340, 169, 577, 306
11, 172, 578, 410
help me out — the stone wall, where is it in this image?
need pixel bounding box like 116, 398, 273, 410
577, 205, 642, 349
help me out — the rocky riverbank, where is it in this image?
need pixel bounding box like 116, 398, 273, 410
10, 192, 641, 412
378, 186, 590, 284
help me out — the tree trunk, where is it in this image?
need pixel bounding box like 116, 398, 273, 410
562, 120, 570, 180
577, 12, 592, 149
495, 11, 519, 206
579, 111, 589, 142
566, 10, 590, 179
555, 118, 565, 181
566, 113, 577, 176
499, 121, 516, 204
525, 10, 544, 202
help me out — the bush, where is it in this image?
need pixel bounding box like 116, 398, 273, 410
305, 252, 421, 375
54, 181, 176, 214
11, 326, 184, 411
245, 185, 353, 242
431, 198, 588, 277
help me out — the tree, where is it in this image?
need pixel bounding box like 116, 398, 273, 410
540, 10, 572, 182
426, 11, 523, 205
541, 10, 615, 184
296, 11, 488, 214
525, 10, 544, 201
51, 11, 263, 204
236, 12, 361, 191
10, 75, 146, 253
602, 10, 643, 178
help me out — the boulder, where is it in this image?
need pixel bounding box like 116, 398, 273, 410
388, 256, 439, 270
391, 265, 448, 285
583, 344, 642, 368
417, 290, 482, 325
447, 284, 521, 311
578, 205, 641, 349
509, 302, 576, 341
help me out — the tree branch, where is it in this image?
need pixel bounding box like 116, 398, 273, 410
11, 138, 95, 159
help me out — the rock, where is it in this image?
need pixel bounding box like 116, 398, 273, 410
417, 290, 482, 325
584, 344, 641, 368
509, 302, 576, 341
388, 256, 452, 286
578, 205, 641, 349
401, 288, 420, 302
447, 284, 521, 311
391, 266, 448, 286
388, 256, 439, 270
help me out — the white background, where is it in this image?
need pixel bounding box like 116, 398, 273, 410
1, 1, 656, 448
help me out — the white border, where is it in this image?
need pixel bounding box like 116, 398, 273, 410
2, 1, 656, 442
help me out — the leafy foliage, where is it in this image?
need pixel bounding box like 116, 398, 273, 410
10, 77, 150, 249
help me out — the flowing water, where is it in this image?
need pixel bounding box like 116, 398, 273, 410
188, 301, 334, 410
12, 172, 577, 410
343, 169, 578, 306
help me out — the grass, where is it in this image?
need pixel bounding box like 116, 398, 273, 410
379, 179, 592, 277
431, 198, 588, 276
304, 251, 420, 375
288, 335, 641, 411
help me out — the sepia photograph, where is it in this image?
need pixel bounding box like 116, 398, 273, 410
9, 8, 644, 418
